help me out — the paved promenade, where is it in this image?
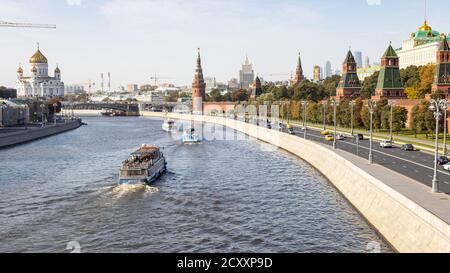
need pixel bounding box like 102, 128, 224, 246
0, 119, 82, 149
142, 111, 450, 252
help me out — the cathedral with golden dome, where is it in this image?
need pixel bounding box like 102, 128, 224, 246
15, 44, 64, 98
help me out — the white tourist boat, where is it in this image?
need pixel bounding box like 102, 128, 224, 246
182, 128, 201, 144
119, 145, 167, 185
162, 119, 177, 132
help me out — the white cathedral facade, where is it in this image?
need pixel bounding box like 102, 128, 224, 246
15, 46, 64, 98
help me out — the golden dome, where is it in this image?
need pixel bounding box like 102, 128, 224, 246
31, 65, 37, 73
17, 65, 23, 73
29, 48, 48, 64
419, 20, 432, 31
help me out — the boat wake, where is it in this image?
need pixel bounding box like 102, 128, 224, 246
101, 184, 159, 201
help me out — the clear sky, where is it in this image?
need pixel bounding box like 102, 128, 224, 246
0, 0, 448, 89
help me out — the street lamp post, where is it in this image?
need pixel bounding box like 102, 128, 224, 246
389, 101, 394, 143
443, 104, 448, 156
349, 100, 355, 137
367, 100, 376, 164
323, 101, 327, 130
301, 100, 307, 139
40, 104, 46, 127
53, 103, 58, 125
331, 99, 339, 149
429, 99, 448, 193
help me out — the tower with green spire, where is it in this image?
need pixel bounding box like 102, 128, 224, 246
293, 52, 305, 85
372, 43, 405, 100
432, 35, 450, 96
335, 49, 361, 101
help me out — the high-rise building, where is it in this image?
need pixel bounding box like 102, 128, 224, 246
127, 84, 138, 92
293, 53, 305, 85
335, 50, 361, 101
313, 65, 322, 82
364, 56, 371, 68
432, 36, 450, 96
324, 61, 332, 78
228, 78, 239, 90
239, 56, 254, 89
354, 51, 363, 68
192, 48, 206, 114
372, 43, 405, 100
205, 77, 217, 93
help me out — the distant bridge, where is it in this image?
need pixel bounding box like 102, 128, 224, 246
62, 102, 140, 113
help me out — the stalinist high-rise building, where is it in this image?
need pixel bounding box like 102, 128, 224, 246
192, 48, 206, 114
239, 56, 254, 89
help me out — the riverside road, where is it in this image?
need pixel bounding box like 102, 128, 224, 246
286, 124, 450, 194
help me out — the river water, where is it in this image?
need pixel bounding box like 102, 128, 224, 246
0, 116, 391, 253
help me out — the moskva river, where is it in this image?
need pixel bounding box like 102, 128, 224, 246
0, 117, 391, 253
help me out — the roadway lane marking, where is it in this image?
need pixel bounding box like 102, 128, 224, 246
302, 130, 450, 177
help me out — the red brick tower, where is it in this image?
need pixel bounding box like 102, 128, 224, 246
335, 50, 361, 101
293, 52, 305, 85
192, 48, 206, 114
432, 35, 450, 96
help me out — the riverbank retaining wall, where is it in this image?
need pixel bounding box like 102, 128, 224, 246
142, 111, 450, 253
0, 120, 82, 149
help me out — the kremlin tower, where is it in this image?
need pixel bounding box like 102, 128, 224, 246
432, 35, 450, 97
192, 48, 206, 114
335, 50, 361, 101
372, 42, 405, 100
293, 52, 305, 85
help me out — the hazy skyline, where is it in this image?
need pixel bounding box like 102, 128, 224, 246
0, 0, 448, 88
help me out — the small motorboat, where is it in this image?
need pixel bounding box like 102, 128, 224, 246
182, 128, 201, 144
162, 119, 177, 132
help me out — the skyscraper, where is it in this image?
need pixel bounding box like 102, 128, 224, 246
354, 51, 363, 68
324, 61, 332, 78
192, 48, 206, 114
364, 56, 370, 68
313, 65, 322, 82
239, 56, 254, 89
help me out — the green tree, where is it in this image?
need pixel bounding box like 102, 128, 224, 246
322, 75, 341, 97
231, 89, 250, 102
208, 89, 223, 102
360, 71, 379, 99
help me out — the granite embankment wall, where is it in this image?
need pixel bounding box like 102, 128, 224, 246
142, 111, 450, 253
0, 120, 82, 149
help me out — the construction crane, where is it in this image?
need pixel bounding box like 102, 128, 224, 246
80, 81, 96, 94
0, 20, 56, 29
149, 75, 173, 86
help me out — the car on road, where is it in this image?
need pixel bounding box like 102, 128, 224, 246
401, 144, 415, 151
287, 124, 294, 135
444, 163, 450, 172
354, 134, 364, 141
321, 130, 330, 135
437, 156, 449, 165
267, 123, 272, 129
325, 135, 334, 141
380, 140, 393, 148
336, 134, 345, 140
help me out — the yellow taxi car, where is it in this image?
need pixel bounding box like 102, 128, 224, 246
325, 134, 334, 141
321, 130, 330, 136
